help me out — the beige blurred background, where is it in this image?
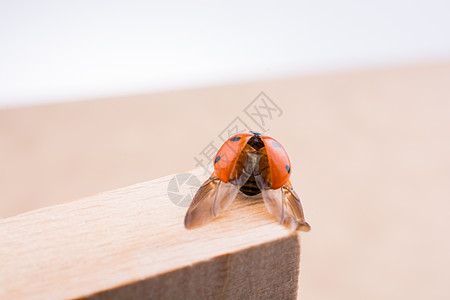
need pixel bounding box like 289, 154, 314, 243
2, 1, 450, 299
1, 61, 450, 299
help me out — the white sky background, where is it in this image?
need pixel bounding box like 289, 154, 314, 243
1, 1, 450, 108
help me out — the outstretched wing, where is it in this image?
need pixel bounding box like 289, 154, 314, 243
260, 185, 311, 231
184, 175, 240, 229
185, 148, 260, 229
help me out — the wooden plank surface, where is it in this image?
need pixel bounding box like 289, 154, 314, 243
0, 168, 302, 300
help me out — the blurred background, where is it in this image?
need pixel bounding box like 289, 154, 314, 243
1, 1, 450, 299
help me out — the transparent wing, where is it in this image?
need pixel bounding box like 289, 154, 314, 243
185, 149, 260, 229
260, 185, 311, 231
184, 176, 240, 229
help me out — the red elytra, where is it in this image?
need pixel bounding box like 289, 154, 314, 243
213, 132, 291, 189
184, 131, 310, 232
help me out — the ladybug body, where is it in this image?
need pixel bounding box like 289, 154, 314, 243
185, 131, 310, 231
214, 132, 290, 195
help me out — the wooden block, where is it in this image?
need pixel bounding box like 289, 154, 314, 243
0, 168, 302, 300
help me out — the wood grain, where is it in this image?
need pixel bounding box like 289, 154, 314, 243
0, 168, 302, 300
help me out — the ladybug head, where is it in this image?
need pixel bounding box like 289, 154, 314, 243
249, 131, 262, 136
248, 132, 265, 150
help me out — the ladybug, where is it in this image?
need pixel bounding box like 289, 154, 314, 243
184, 131, 310, 231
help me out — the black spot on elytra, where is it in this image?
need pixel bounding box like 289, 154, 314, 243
230, 136, 241, 142
214, 155, 221, 164
272, 141, 282, 148
286, 165, 290, 174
